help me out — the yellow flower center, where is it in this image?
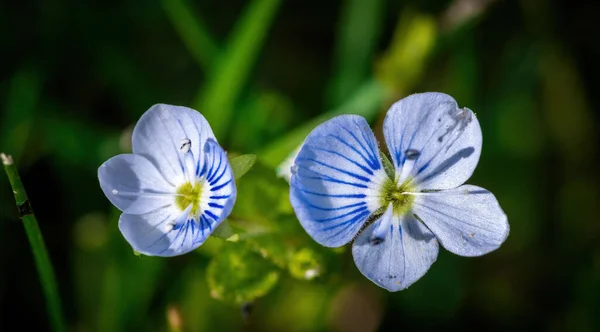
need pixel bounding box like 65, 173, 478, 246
175, 181, 203, 215
380, 178, 415, 216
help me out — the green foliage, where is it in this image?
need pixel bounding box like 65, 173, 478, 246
194, 0, 282, 137
288, 248, 322, 281
260, 79, 388, 168
207, 244, 280, 304
228, 154, 257, 180
1, 67, 41, 164
161, 0, 218, 70
375, 10, 436, 95
327, 0, 384, 107
2, 1, 598, 331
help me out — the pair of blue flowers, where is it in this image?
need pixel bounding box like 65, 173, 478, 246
99, 93, 509, 292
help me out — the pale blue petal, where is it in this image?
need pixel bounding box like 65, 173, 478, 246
290, 115, 389, 247
197, 139, 237, 233
352, 207, 439, 292
412, 185, 509, 257
132, 104, 216, 186
119, 204, 208, 257
118, 139, 236, 257
383, 92, 482, 190
98, 154, 175, 215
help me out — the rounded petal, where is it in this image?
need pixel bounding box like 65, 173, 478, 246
132, 104, 216, 185
119, 205, 209, 257
411, 185, 509, 257
290, 115, 389, 247
383, 92, 482, 190
98, 154, 175, 214
352, 210, 439, 292
198, 139, 237, 231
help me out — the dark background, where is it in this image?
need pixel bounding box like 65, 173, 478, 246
1, 0, 599, 331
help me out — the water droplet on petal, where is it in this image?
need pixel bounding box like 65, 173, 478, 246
112, 189, 119, 195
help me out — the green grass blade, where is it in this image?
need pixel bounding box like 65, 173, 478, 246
161, 0, 219, 70
260, 79, 387, 168
194, 0, 282, 137
327, 0, 384, 107
1, 153, 66, 332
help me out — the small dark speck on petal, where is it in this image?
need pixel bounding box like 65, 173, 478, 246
370, 237, 384, 245
405, 149, 420, 160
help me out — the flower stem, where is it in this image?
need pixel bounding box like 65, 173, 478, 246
1, 153, 66, 332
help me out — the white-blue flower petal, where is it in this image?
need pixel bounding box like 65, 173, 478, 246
411, 185, 509, 257
352, 205, 439, 292
197, 138, 237, 232
383, 92, 482, 190
98, 154, 175, 215
119, 204, 199, 257
115, 139, 235, 257
290, 115, 389, 247
132, 104, 216, 186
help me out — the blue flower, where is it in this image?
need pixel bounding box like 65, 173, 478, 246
98, 104, 236, 257
290, 92, 509, 291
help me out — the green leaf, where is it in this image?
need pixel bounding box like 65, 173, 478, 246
210, 220, 239, 242
207, 245, 280, 304
229, 154, 257, 180
244, 233, 289, 268
260, 79, 387, 168
230, 161, 291, 233
380, 150, 395, 180
194, 0, 282, 137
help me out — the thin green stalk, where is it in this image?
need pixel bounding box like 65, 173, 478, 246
194, 0, 282, 138
161, 0, 219, 70
1, 153, 66, 332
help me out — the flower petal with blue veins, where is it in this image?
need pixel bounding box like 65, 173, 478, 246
119, 204, 199, 257
383, 92, 482, 190
132, 104, 216, 186
352, 207, 439, 292
197, 138, 237, 233
411, 185, 509, 257
290, 115, 389, 247
98, 154, 175, 215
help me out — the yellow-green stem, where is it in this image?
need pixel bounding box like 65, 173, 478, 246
1, 153, 66, 332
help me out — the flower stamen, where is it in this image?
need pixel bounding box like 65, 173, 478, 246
380, 179, 416, 217
175, 181, 203, 216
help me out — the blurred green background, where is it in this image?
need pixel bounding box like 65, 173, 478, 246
1, 0, 599, 331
